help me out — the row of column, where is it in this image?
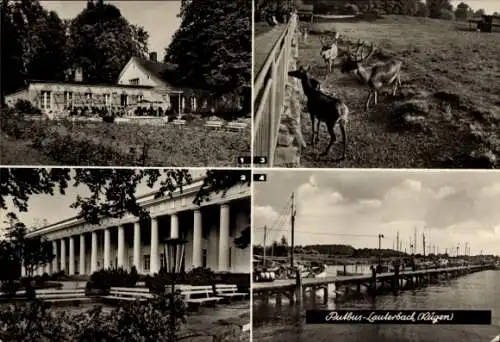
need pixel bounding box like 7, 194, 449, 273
49, 204, 230, 275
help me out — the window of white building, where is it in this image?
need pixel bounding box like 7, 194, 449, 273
64, 91, 73, 107
144, 255, 150, 271
129, 78, 139, 85
41, 91, 51, 110
202, 249, 207, 268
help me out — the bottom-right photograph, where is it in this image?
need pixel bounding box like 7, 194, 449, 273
252, 169, 500, 342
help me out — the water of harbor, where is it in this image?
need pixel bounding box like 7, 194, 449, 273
253, 268, 500, 342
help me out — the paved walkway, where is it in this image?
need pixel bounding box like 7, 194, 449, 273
254, 24, 286, 80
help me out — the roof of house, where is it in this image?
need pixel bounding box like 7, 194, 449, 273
131, 56, 179, 88
28, 79, 155, 89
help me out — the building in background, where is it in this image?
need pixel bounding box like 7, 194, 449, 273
25, 177, 251, 276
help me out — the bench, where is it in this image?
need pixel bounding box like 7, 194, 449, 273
171, 285, 223, 309
36, 288, 89, 303
103, 287, 154, 302
215, 284, 249, 301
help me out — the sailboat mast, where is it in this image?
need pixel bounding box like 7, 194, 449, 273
290, 192, 296, 269
263, 225, 267, 267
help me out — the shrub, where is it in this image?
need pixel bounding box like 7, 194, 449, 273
1, 280, 21, 298
14, 99, 42, 115
87, 267, 139, 292
102, 115, 115, 123
146, 267, 216, 294
440, 9, 455, 20
344, 3, 359, 15
0, 294, 187, 341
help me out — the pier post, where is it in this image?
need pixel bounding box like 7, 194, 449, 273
311, 286, 317, 306
276, 292, 282, 310
370, 267, 377, 297
356, 282, 361, 294
295, 269, 303, 305
323, 286, 328, 304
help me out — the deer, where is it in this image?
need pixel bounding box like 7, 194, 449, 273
341, 40, 403, 111
319, 32, 340, 73
288, 64, 349, 160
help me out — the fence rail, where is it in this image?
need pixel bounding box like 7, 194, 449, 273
253, 13, 298, 167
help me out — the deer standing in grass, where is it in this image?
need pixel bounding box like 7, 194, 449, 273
341, 40, 403, 111
288, 65, 349, 159
319, 32, 340, 73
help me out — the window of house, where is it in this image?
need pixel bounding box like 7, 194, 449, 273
64, 91, 73, 107
144, 254, 150, 271
104, 93, 111, 106
202, 249, 207, 268
129, 78, 139, 85
120, 94, 128, 106
41, 91, 51, 110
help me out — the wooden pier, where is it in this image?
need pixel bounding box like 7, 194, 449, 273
252, 264, 495, 307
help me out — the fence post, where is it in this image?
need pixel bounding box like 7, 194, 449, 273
268, 56, 278, 165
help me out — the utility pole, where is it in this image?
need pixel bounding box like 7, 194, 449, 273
422, 232, 426, 257
414, 227, 417, 255
263, 225, 267, 267
290, 192, 296, 269
378, 234, 384, 266
457, 244, 459, 257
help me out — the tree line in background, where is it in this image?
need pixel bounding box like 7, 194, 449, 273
258, 0, 498, 22
1, 0, 251, 106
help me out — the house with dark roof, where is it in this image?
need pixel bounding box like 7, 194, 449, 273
4, 52, 211, 119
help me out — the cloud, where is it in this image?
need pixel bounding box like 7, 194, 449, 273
253, 205, 280, 230
254, 171, 500, 255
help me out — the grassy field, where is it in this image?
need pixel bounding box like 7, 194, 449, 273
0, 117, 250, 167
295, 15, 500, 168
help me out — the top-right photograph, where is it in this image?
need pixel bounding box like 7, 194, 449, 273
253, 0, 500, 168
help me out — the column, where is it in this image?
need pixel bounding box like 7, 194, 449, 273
192, 210, 202, 268
170, 214, 179, 238
117, 225, 125, 268
133, 222, 141, 272
60, 238, 66, 272
52, 240, 58, 274
79, 234, 86, 275
91, 231, 98, 274
69, 236, 75, 275
218, 204, 230, 272
150, 217, 159, 273
104, 228, 110, 269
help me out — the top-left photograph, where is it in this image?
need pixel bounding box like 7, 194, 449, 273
1, 0, 252, 167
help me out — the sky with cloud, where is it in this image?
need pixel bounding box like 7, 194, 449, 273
254, 170, 500, 256
1, 169, 206, 231
40, 1, 182, 61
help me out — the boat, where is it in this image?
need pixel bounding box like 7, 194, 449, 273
490, 334, 499, 342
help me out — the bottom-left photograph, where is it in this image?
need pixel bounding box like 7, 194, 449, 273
0, 167, 251, 341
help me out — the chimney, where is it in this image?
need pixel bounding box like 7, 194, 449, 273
74, 67, 83, 82
149, 52, 157, 62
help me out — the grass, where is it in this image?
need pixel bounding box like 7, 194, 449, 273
295, 15, 500, 168
0, 117, 251, 167
0, 133, 58, 165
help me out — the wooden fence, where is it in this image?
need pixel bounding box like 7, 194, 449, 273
253, 13, 298, 167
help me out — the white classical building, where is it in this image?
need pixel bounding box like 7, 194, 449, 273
25, 177, 251, 275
